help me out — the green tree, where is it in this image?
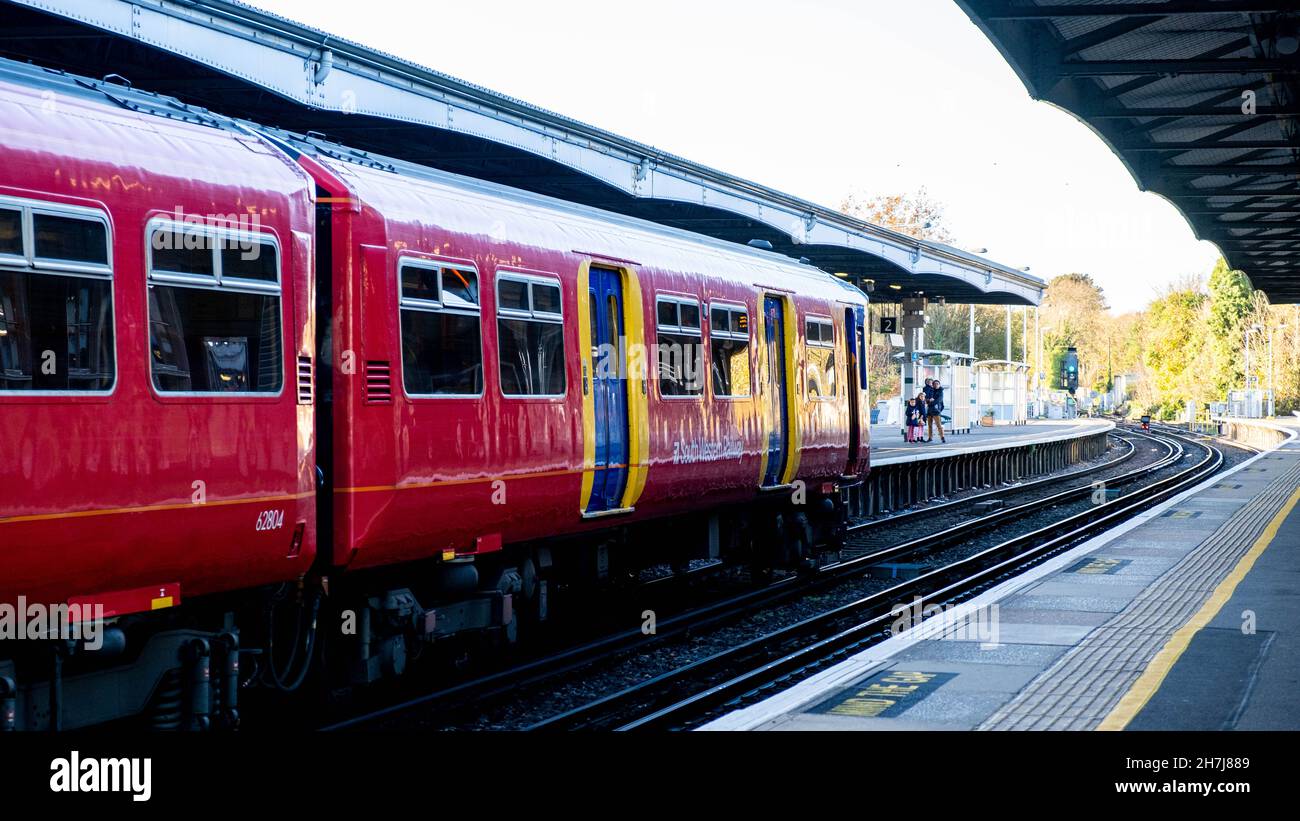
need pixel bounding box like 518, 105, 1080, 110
1140, 286, 1208, 419
1206, 257, 1254, 395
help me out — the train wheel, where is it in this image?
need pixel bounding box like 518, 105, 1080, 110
788, 512, 815, 574
749, 511, 784, 585
517, 555, 542, 625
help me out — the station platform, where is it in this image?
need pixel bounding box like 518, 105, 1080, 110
706, 419, 1300, 731
870, 418, 1110, 468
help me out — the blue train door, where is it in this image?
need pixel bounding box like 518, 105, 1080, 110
845, 306, 864, 473
762, 295, 789, 487
588, 268, 629, 512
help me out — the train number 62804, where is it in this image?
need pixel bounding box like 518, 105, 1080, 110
255, 509, 286, 532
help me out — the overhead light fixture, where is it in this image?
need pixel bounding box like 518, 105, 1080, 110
889, 283, 902, 290
833, 271, 850, 278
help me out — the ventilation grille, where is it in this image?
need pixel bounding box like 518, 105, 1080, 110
296, 356, 313, 405
365, 360, 392, 403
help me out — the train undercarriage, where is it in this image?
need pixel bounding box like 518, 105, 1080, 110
0, 484, 850, 730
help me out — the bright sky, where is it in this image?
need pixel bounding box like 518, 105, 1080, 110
245, 0, 1223, 315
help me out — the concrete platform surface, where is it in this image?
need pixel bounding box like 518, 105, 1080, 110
870, 419, 1111, 467
705, 419, 1300, 732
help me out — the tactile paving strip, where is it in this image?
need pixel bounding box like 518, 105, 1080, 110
978, 459, 1300, 730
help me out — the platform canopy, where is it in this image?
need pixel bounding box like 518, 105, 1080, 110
0, 0, 1044, 305
956, 1, 1300, 303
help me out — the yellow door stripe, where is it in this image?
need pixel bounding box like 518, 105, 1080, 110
1097, 483, 1300, 731
577, 260, 597, 512
620, 264, 651, 509
780, 294, 802, 485
756, 299, 771, 486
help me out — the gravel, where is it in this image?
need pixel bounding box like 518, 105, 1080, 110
353, 429, 1256, 731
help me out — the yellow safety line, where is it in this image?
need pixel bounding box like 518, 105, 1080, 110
1097, 483, 1300, 731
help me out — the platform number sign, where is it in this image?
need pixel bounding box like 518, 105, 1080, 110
879, 316, 897, 335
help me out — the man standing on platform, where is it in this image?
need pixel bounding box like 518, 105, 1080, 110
925, 378, 947, 443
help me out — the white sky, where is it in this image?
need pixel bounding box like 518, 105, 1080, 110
245, 0, 1223, 314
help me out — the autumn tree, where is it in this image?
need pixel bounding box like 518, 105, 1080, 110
839, 187, 955, 244
842, 189, 956, 406
1039, 273, 1108, 390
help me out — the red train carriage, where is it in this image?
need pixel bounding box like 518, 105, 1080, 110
0, 58, 870, 728
0, 62, 317, 728
275, 137, 870, 680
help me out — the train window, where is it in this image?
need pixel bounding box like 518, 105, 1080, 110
655, 295, 704, 397
220, 240, 279, 284
398, 260, 483, 396
805, 317, 836, 347
497, 272, 565, 397
146, 219, 282, 394
150, 226, 216, 278
805, 317, 836, 399
442, 267, 478, 310
679, 302, 700, 330
657, 300, 677, 328
533, 283, 562, 316
33, 212, 109, 266
0, 198, 114, 393
0, 271, 115, 392
401, 264, 440, 304
710, 306, 730, 334
0, 209, 24, 257
498, 278, 529, 312
709, 302, 750, 398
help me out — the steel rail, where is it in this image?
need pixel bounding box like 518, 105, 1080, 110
326, 431, 1162, 730
528, 429, 1219, 731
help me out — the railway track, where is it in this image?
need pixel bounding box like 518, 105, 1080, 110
324, 428, 1190, 730
525, 426, 1222, 731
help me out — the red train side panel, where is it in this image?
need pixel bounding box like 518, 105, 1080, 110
0, 74, 317, 609
291, 150, 869, 573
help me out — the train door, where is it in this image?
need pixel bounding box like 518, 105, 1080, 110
844, 306, 865, 473
762, 295, 789, 487
587, 267, 629, 512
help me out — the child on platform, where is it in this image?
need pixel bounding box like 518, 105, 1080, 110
906, 396, 924, 442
